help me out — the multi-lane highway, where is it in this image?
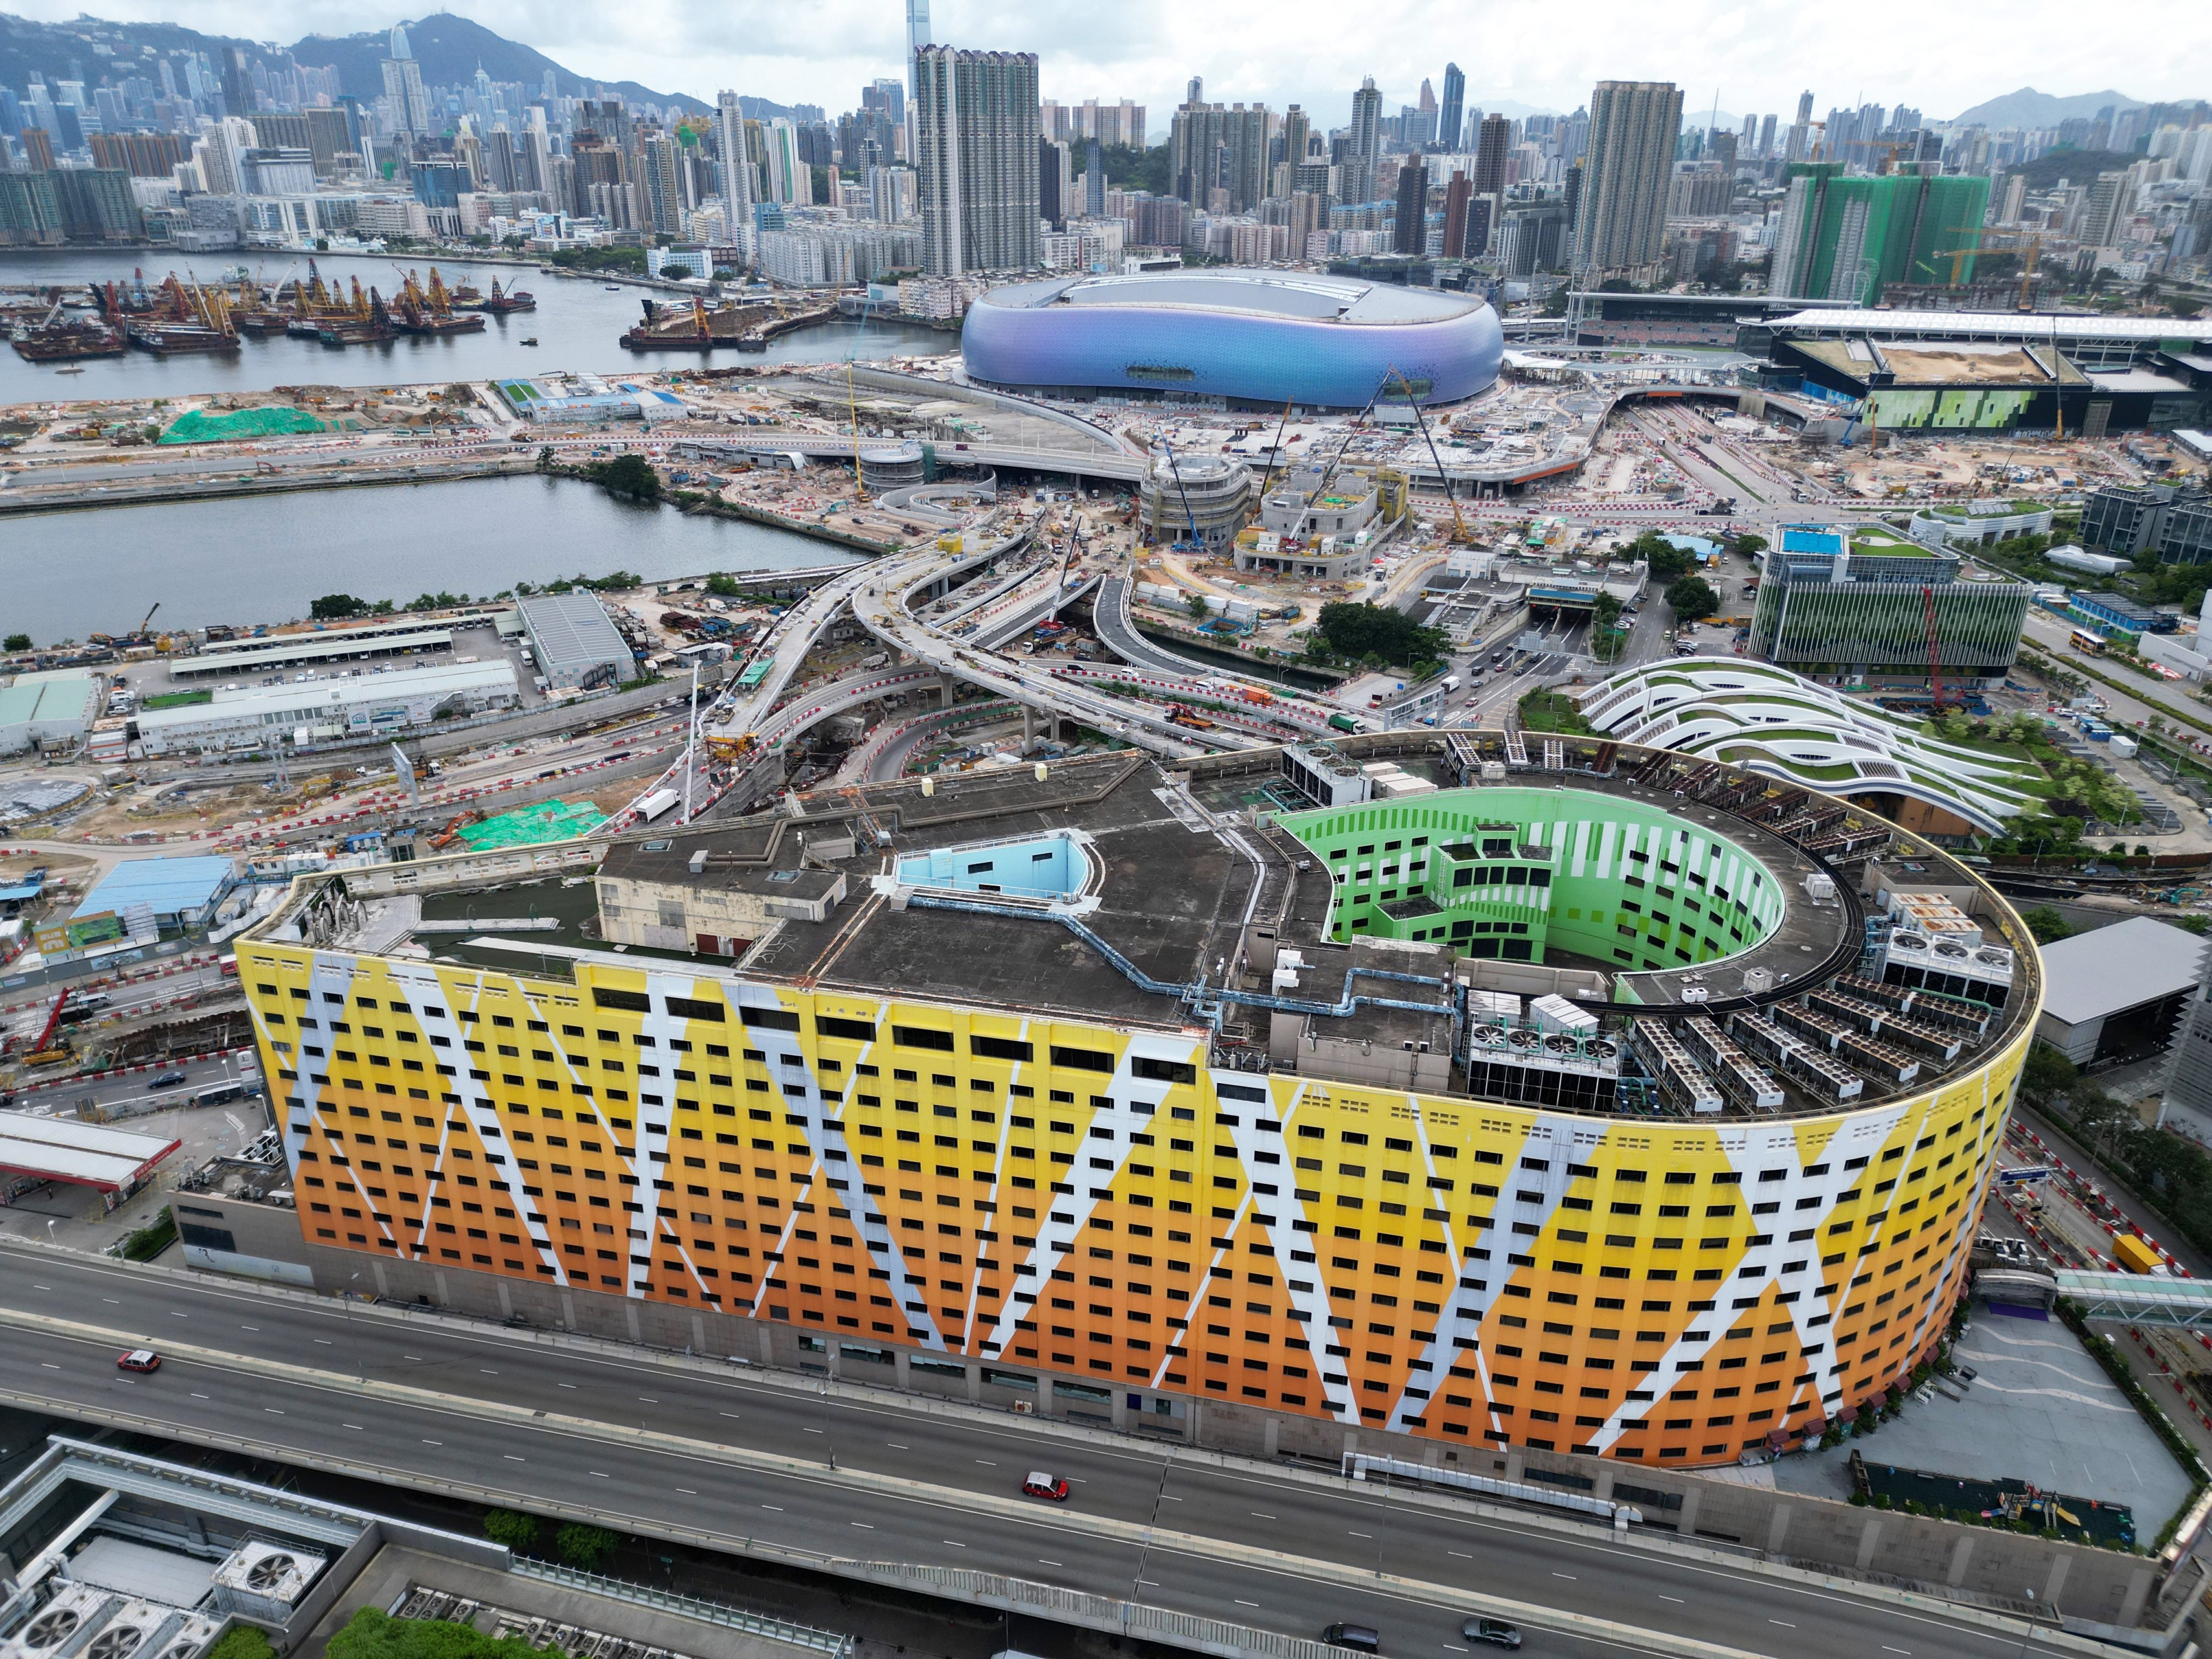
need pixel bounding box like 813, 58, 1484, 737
0, 1247, 2100, 1659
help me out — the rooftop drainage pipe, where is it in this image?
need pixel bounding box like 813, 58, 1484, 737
902, 893, 1459, 1025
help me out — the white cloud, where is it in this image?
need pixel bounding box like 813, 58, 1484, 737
8, 0, 2207, 134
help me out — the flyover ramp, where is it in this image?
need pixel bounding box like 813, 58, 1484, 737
0, 1253, 2160, 1659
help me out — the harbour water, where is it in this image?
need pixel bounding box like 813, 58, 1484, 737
1, 474, 862, 645
0, 247, 953, 403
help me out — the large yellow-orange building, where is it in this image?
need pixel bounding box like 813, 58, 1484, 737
235, 735, 2035, 1466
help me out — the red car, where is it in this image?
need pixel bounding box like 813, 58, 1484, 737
117, 1349, 160, 1373
1021, 1470, 1069, 1501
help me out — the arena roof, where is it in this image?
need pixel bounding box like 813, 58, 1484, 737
979, 268, 1482, 325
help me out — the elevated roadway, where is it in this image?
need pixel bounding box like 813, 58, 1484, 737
677, 433, 1148, 487
0, 1249, 2123, 1659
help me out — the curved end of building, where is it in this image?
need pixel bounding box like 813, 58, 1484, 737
962, 267, 1504, 409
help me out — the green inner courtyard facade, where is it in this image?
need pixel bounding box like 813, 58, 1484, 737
1274, 788, 1789, 975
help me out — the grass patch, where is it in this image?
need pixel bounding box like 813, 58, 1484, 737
142, 689, 212, 710
1518, 690, 1594, 736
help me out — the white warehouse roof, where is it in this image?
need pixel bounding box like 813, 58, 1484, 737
136, 659, 517, 736
2039, 915, 2207, 1029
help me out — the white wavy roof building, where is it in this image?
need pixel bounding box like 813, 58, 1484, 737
1575, 659, 2044, 835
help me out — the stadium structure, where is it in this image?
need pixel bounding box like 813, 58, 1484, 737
1577, 659, 2044, 839
231, 731, 2034, 1470
960, 268, 1505, 410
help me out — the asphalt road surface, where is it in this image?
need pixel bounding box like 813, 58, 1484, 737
0, 1249, 2086, 1659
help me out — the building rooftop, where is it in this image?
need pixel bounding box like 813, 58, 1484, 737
978, 267, 1483, 325
516, 590, 631, 682
70, 853, 235, 923
2038, 915, 2206, 1028
134, 659, 517, 733
1770, 309, 2212, 345
253, 734, 2041, 1124
0, 1115, 181, 1192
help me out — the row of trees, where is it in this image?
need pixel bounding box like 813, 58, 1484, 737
306, 571, 644, 622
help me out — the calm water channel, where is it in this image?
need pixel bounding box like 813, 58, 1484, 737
0, 247, 953, 403
2, 474, 862, 645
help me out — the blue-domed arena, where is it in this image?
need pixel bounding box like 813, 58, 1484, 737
960, 269, 1503, 410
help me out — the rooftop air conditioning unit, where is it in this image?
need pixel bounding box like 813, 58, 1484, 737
2, 1587, 121, 1659
210, 1541, 327, 1623
77, 1604, 184, 1659
143, 1621, 220, 1659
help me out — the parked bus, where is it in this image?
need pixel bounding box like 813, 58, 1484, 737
2071, 628, 2109, 657
194, 1081, 247, 1107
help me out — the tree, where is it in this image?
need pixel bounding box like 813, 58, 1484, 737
2017, 905, 2074, 944
591, 453, 660, 501
1314, 602, 1451, 669
1728, 531, 1768, 561
3, 633, 30, 652
1631, 530, 1694, 581
482, 1508, 541, 1552
1664, 575, 1718, 621
553, 1522, 619, 1570
311, 594, 371, 621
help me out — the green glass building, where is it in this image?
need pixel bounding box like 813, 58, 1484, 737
1747, 525, 2033, 687
1768, 165, 1991, 306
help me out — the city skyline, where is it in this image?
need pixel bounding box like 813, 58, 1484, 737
2, 0, 2205, 144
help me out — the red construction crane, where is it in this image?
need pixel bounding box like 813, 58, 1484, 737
1923, 585, 1957, 710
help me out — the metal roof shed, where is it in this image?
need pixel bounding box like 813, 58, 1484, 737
0, 1116, 181, 1195
2035, 915, 2207, 1066
516, 590, 633, 692
70, 855, 238, 930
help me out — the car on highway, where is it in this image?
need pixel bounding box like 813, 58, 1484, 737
151, 1070, 187, 1088
116, 1349, 161, 1373
1320, 1624, 1380, 1653
1461, 1618, 1521, 1649
1020, 1471, 1070, 1500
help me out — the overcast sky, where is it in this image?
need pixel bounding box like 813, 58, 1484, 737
12, 0, 2209, 132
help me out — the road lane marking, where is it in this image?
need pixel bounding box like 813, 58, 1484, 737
887, 1442, 907, 1448
1250, 1512, 1277, 1520
265, 1408, 284, 1415
33, 1285, 49, 1291
422, 1439, 441, 1445
851, 1522, 873, 1529
170, 1311, 188, 1318
191, 1392, 208, 1399
720, 1411, 741, 1418
103, 1298, 119, 1304
241, 1325, 258, 1331
638, 1395, 658, 1402
1881, 1649, 1910, 1655
676, 1488, 696, 1495
40, 1363, 58, 1370
559, 1382, 577, 1388
1235, 1600, 1259, 1609
1347, 1530, 1371, 1539
1660, 1596, 1684, 1603
1037, 1560, 1062, 1567
1448, 1550, 1473, 1559
1770, 1621, 1795, 1629
314, 1338, 333, 1345
504, 1454, 525, 1461
590, 1472, 608, 1479
344, 1424, 363, 1430
803, 1427, 822, 1434
1553, 1573, 1576, 1581
761, 1505, 784, 1512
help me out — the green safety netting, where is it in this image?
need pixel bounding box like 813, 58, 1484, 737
159, 407, 328, 443
456, 798, 607, 848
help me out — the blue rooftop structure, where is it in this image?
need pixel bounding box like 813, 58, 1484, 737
1781, 525, 1845, 556
70, 855, 237, 929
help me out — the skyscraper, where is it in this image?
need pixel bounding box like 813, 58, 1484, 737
1472, 113, 1510, 197
1345, 77, 1382, 206
913, 46, 1041, 276
381, 28, 429, 138
1441, 170, 1472, 258
1572, 79, 1681, 282
1279, 105, 1312, 183
906, 0, 930, 98
1170, 100, 1271, 213
1757, 113, 1777, 159
1766, 164, 1991, 302
1393, 150, 1428, 253
716, 90, 757, 240
1439, 64, 1465, 157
